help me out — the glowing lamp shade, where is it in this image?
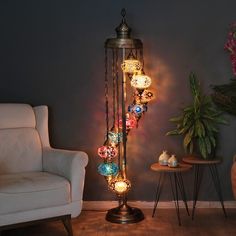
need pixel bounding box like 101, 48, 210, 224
131, 73, 152, 90
109, 177, 131, 195
125, 114, 137, 129
108, 131, 123, 145
128, 104, 147, 116
98, 162, 119, 176
118, 113, 137, 130
98, 145, 118, 159
135, 90, 154, 104
121, 59, 142, 74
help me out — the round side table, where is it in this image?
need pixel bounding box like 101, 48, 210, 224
182, 156, 227, 219
150, 163, 192, 226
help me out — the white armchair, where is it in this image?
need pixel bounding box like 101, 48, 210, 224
0, 104, 88, 235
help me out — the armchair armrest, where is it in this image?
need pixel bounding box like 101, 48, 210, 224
42, 147, 88, 201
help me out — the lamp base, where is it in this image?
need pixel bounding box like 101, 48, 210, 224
106, 202, 144, 224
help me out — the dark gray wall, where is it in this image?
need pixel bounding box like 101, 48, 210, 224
0, 0, 236, 201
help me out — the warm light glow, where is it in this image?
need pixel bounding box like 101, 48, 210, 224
118, 113, 137, 130
135, 90, 154, 104
98, 145, 118, 159
97, 162, 119, 176
109, 177, 131, 194
121, 59, 142, 74
131, 72, 152, 90
115, 181, 128, 193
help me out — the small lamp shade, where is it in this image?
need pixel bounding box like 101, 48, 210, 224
109, 176, 131, 195
98, 145, 118, 159
121, 59, 142, 74
98, 162, 119, 176
135, 90, 154, 104
108, 131, 123, 145
118, 113, 137, 130
128, 104, 147, 117
131, 72, 152, 90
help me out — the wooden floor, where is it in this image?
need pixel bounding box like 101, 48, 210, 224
2, 209, 236, 236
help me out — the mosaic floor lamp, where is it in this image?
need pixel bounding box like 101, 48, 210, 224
97, 9, 153, 224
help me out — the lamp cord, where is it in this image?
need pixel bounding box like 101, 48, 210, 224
105, 47, 109, 142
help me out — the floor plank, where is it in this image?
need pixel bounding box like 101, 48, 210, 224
2, 209, 236, 236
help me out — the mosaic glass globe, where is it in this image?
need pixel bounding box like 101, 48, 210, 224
109, 176, 131, 195
135, 90, 154, 104
131, 72, 152, 90
118, 113, 137, 130
97, 145, 118, 159
108, 131, 123, 145
121, 59, 142, 74
128, 104, 147, 116
97, 162, 119, 176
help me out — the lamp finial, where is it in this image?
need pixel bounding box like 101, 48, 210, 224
116, 8, 131, 39
121, 8, 126, 18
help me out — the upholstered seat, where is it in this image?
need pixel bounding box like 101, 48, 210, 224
0, 104, 88, 236
0, 172, 70, 215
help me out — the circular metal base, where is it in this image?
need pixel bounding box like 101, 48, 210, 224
106, 203, 144, 224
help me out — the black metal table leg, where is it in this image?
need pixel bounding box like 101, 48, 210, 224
192, 164, 203, 220
208, 164, 227, 218
176, 173, 190, 216
152, 172, 164, 217
169, 173, 181, 226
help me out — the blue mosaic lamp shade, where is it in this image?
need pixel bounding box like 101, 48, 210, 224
128, 104, 147, 116
98, 162, 119, 176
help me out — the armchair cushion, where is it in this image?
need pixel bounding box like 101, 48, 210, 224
0, 172, 70, 215
0, 128, 42, 174
43, 148, 88, 201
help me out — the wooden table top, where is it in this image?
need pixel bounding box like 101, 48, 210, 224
182, 156, 221, 165
150, 162, 192, 173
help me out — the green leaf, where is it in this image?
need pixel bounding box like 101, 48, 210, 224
169, 116, 183, 123
196, 120, 205, 137
204, 137, 211, 155
178, 122, 193, 134
213, 117, 228, 125
202, 118, 219, 133
209, 135, 216, 148
183, 112, 192, 126
166, 130, 179, 136
183, 131, 192, 150
183, 106, 194, 112
198, 138, 207, 159
189, 72, 200, 97
189, 141, 194, 154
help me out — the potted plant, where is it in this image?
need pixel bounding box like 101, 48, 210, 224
166, 72, 227, 159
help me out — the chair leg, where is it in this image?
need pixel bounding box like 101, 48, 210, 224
62, 215, 73, 236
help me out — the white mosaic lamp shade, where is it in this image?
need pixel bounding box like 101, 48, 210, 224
131, 72, 152, 89
121, 59, 142, 74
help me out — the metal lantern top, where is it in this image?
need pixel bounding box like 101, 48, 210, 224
105, 9, 143, 49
